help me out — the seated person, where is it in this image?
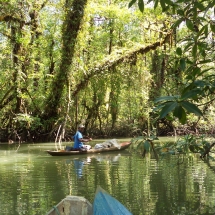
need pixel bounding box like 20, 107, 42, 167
73, 124, 92, 150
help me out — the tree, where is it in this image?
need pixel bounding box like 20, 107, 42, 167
129, 0, 215, 124
2, 0, 210, 141
44, 0, 88, 119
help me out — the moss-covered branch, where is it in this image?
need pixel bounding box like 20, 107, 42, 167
72, 31, 172, 97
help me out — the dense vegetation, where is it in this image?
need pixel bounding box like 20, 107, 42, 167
0, 0, 215, 143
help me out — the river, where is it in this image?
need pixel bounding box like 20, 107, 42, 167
0, 139, 215, 215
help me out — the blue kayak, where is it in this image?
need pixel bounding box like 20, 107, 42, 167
93, 186, 133, 215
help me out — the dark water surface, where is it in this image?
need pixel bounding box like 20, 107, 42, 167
1, 139, 215, 215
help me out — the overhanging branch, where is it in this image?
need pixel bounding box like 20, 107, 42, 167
72, 31, 172, 97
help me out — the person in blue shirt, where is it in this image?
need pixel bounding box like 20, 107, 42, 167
73, 124, 92, 150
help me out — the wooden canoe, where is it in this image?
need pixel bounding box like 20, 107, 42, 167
46, 141, 131, 156
46, 186, 132, 215
46, 196, 92, 215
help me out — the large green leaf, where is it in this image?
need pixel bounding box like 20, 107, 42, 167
159, 101, 178, 118
176, 47, 182, 56
187, 58, 194, 67
200, 49, 206, 60
186, 19, 194, 31
184, 42, 193, 52
199, 67, 214, 76
181, 89, 201, 100
199, 59, 212, 64
196, 25, 207, 39
181, 101, 203, 116
193, 80, 206, 87
177, 9, 184, 16
197, 41, 208, 52
195, 1, 205, 10
185, 65, 194, 74
160, 0, 166, 10
173, 105, 183, 119
204, 24, 208, 36
179, 107, 186, 124
154, 96, 178, 103
182, 82, 195, 93
154, 0, 159, 9
206, 0, 215, 11
153, 103, 165, 112
138, 0, 144, 12
176, 0, 190, 3
192, 44, 197, 59
128, 0, 137, 8
144, 140, 150, 152
188, 67, 201, 78
171, 18, 183, 29
180, 58, 186, 71
164, 0, 173, 5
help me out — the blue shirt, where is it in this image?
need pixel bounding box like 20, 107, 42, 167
73, 131, 83, 149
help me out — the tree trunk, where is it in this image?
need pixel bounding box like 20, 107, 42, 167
44, 0, 88, 119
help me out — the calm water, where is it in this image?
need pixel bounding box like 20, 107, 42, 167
1, 140, 215, 215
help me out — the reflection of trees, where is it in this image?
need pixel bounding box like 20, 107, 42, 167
0, 156, 66, 214
2, 149, 215, 214
44, 154, 215, 214
149, 155, 214, 214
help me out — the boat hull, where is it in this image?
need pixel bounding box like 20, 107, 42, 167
46, 141, 131, 156
46, 196, 92, 215
93, 186, 132, 215
46, 186, 132, 215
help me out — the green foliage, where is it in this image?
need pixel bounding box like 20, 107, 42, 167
154, 95, 203, 124
131, 129, 159, 155
13, 114, 42, 130
1, 0, 215, 140
128, 0, 144, 12
138, 0, 144, 12
157, 134, 214, 160
129, 0, 215, 127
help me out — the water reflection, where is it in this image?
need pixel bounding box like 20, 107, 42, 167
73, 159, 84, 178
66, 154, 122, 179
1, 143, 215, 214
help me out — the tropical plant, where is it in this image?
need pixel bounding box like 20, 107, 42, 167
129, 0, 215, 124
131, 129, 159, 159
133, 133, 215, 160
